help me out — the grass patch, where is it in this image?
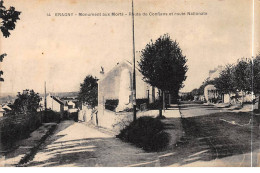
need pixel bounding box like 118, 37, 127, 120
181, 111, 260, 157
116, 116, 170, 151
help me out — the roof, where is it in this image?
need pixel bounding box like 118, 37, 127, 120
67, 101, 75, 105
51, 96, 64, 105
2, 105, 12, 110
99, 60, 142, 82
204, 84, 216, 91
0, 107, 5, 112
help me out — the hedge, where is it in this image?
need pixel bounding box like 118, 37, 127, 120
0, 110, 61, 148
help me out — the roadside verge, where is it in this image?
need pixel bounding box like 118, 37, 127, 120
1, 123, 57, 167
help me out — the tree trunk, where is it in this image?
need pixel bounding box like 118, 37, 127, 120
159, 90, 162, 117
163, 91, 165, 112
258, 94, 260, 112
169, 94, 171, 105
159, 108, 162, 117
228, 93, 231, 105
152, 86, 155, 103
241, 91, 244, 107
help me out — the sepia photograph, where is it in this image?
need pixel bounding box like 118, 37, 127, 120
0, 0, 259, 168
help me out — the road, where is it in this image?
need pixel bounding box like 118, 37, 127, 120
177, 102, 260, 167
179, 103, 227, 118
24, 120, 162, 167
23, 103, 260, 167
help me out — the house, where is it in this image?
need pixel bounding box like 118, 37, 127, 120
98, 60, 159, 112
97, 60, 160, 130
67, 101, 76, 109
0, 106, 5, 117
60, 97, 79, 111
41, 94, 65, 113
63, 101, 69, 111
204, 84, 220, 103
205, 66, 255, 104
2, 104, 12, 113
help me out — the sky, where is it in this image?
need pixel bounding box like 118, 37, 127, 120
0, 0, 258, 94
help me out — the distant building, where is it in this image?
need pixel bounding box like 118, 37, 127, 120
204, 84, 220, 103
2, 104, 12, 113
205, 66, 255, 104
67, 101, 75, 109
208, 65, 223, 80
203, 66, 224, 103
179, 92, 190, 98
2, 104, 12, 112
40, 94, 65, 112
0, 106, 5, 117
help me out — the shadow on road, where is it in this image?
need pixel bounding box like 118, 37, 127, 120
25, 137, 105, 167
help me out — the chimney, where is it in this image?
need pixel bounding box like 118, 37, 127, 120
99, 66, 105, 79
100, 66, 104, 75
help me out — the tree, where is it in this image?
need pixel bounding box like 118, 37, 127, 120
214, 64, 236, 101
0, 0, 21, 38
13, 90, 41, 114
138, 34, 188, 116
0, 53, 7, 81
0, 0, 21, 81
252, 54, 260, 110
191, 88, 199, 100
233, 58, 252, 105
78, 75, 98, 108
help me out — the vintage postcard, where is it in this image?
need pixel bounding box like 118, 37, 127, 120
0, 0, 259, 167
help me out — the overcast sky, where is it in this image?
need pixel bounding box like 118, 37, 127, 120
0, 0, 258, 94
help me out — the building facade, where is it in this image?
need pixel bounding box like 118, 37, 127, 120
97, 60, 159, 130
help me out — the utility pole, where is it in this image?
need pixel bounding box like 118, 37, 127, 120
132, 0, 137, 121
44, 81, 47, 110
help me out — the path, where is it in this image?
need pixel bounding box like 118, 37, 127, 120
25, 120, 161, 167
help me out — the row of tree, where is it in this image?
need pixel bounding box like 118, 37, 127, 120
191, 54, 260, 109
215, 56, 260, 106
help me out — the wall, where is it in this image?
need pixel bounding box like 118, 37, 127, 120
204, 85, 220, 102
78, 104, 93, 122
223, 94, 230, 103
98, 61, 153, 118
46, 95, 61, 112
97, 108, 133, 133
97, 109, 116, 129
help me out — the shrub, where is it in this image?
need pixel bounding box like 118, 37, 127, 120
116, 116, 170, 151
136, 99, 148, 108
69, 112, 78, 122
0, 110, 60, 148
0, 113, 41, 147
42, 109, 61, 123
